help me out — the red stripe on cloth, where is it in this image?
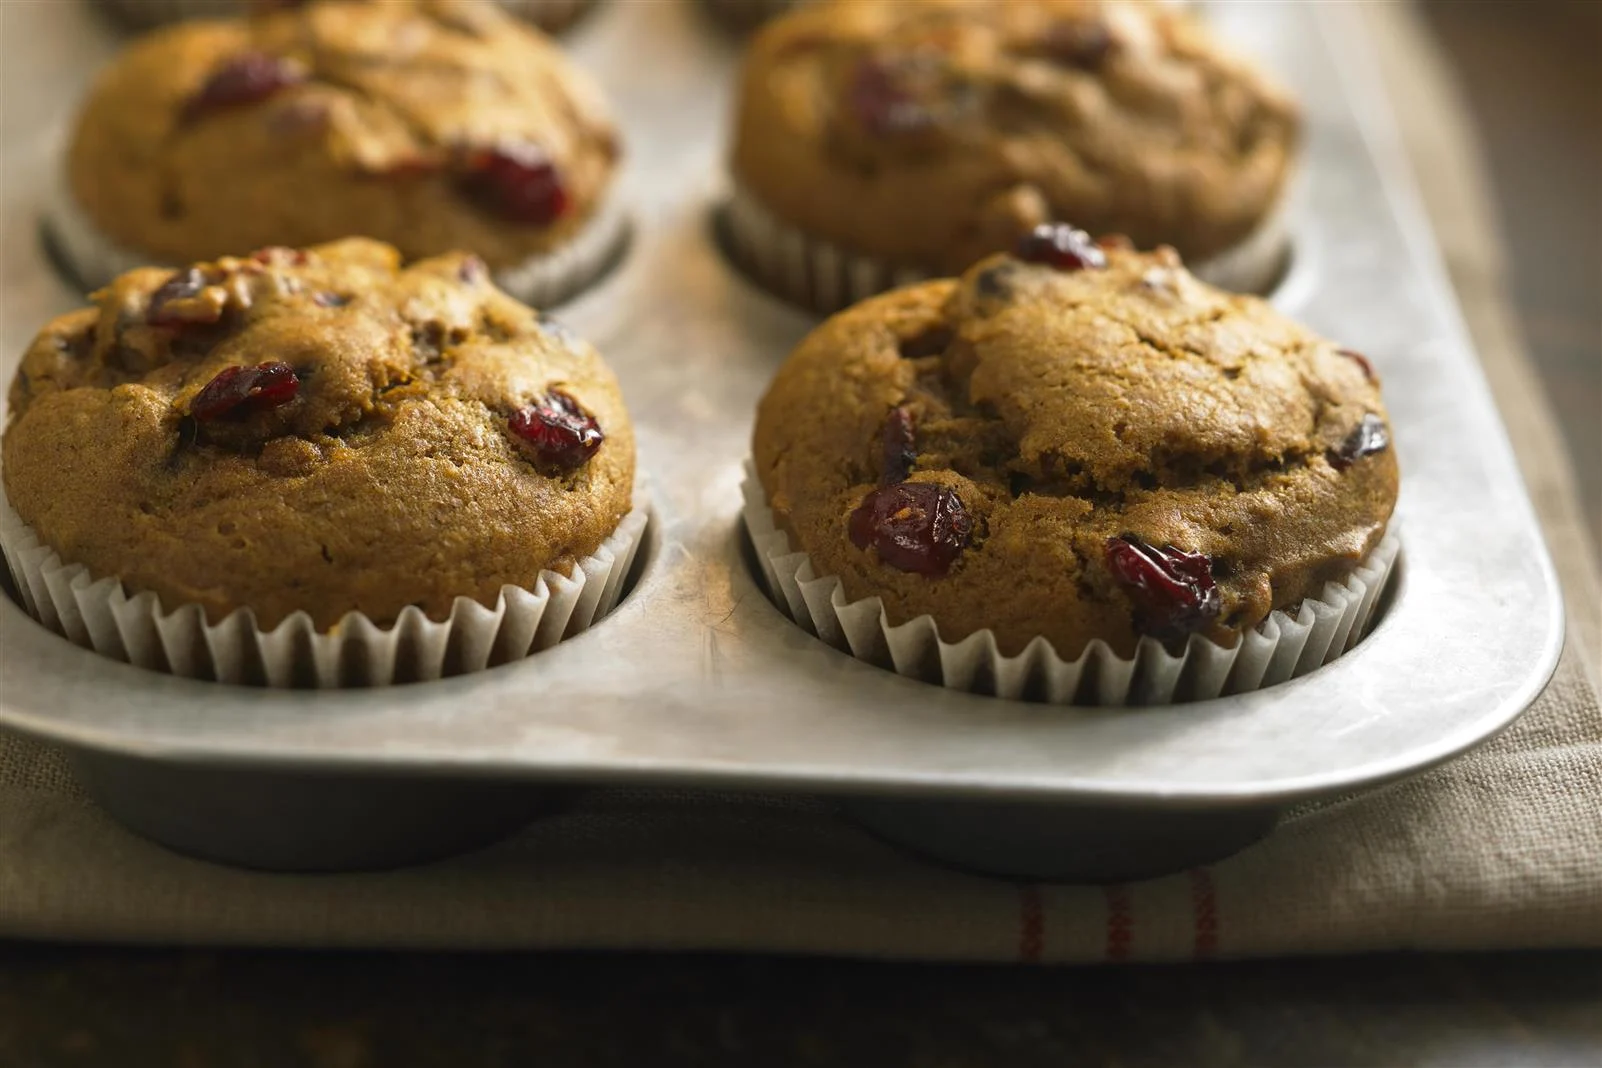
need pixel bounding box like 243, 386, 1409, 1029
1189, 867, 1219, 958
1017, 884, 1045, 963
1103, 883, 1133, 962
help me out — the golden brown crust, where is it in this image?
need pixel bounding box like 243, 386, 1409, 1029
753, 245, 1397, 659
69, 0, 619, 270
3, 238, 635, 630
731, 0, 1298, 274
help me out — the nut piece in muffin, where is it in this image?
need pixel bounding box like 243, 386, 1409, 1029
98, 0, 604, 37
728, 0, 1298, 304
752, 225, 1396, 660
59, 0, 623, 304
3, 238, 635, 633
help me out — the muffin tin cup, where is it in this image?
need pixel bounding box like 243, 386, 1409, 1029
43, 178, 630, 311
720, 182, 1290, 315
741, 464, 1399, 706
0, 487, 650, 688
95, 0, 602, 35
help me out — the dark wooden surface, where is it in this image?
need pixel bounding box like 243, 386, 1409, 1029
2, 949, 1601, 1068
3, 4, 1599, 1066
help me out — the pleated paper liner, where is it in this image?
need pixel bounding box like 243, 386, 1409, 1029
741, 464, 1399, 706
43, 179, 631, 311
719, 182, 1289, 316
0, 486, 650, 688
97, 0, 602, 35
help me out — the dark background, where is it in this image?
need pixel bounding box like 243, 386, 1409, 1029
3, 3, 1599, 1065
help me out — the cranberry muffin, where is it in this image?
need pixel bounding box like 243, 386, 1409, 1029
751, 226, 1397, 666
55, 0, 623, 306
727, 0, 1298, 311
98, 0, 604, 40
2, 239, 638, 680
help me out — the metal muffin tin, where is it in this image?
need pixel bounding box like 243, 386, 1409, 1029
0, 1, 1564, 878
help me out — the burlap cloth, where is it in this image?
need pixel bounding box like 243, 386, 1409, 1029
1, 4, 1597, 962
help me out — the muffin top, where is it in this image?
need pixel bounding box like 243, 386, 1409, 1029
731, 0, 1298, 275
69, 0, 619, 270
753, 228, 1397, 659
101, 0, 598, 37
3, 238, 634, 630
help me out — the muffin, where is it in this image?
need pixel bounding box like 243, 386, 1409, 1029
98, 0, 604, 40
725, 0, 1298, 313
746, 226, 1398, 704
52, 0, 624, 307
1, 238, 644, 687
701, 0, 1199, 36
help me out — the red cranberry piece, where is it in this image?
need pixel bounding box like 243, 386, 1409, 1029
881, 406, 917, 484
1040, 19, 1115, 69
1105, 535, 1222, 640
147, 268, 222, 326
1328, 413, 1390, 471
1016, 224, 1108, 271
182, 53, 304, 124
849, 482, 971, 577
190, 362, 300, 421
457, 145, 570, 227
1337, 348, 1376, 382
509, 391, 603, 471
850, 57, 938, 136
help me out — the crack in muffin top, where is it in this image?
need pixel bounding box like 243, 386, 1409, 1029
68, 0, 619, 269
3, 237, 634, 630
731, 0, 1299, 274
753, 235, 1397, 659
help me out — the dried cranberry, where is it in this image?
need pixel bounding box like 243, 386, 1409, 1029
1105, 535, 1221, 640
849, 482, 971, 577
457, 145, 570, 227
1338, 348, 1376, 382
1016, 224, 1108, 271
190, 362, 300, 421
147, 268, 221, 326
1040, 19, 1115, 69
849, 57, 938, 136
1328, 414, 1390, 471
881, 406, 917, 483
509, 391, 603, 472
182, 53, 304, 124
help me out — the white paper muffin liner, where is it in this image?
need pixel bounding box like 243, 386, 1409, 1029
0, 483, 650, 688
44, 176, 630, 310
722, 182, 1289, 315
741, 464, 1399, 706
97, 0, 601, 35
